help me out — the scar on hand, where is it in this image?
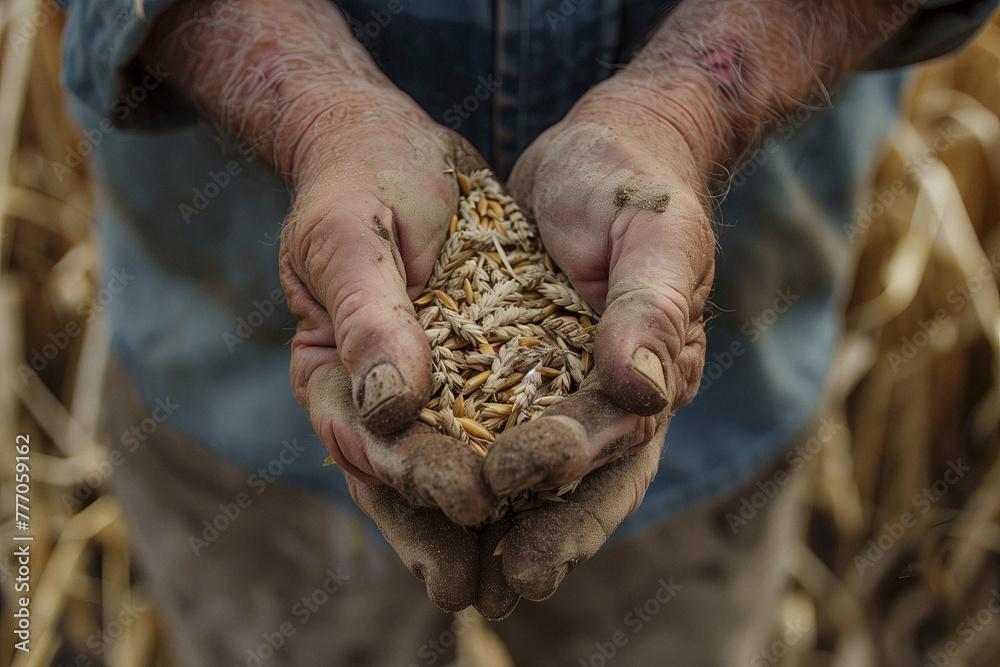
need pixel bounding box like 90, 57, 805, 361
699, 38, 745, 100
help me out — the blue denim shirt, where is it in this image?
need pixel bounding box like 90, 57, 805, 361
56, 0, 997, 534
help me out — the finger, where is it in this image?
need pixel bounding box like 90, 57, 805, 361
311, 365, 494, 525
285, 185, 437, 436
284, 124, 490, 438
509, 125, 714, 417
474, 514, 520, 621
483, 379, 665, 497
350, 479, 478, 613
500, 432, 664, 601
595, 192, 714, 416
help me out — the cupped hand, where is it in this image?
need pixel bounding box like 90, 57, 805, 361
277, 83, 500, 608
478, 82, 717, 603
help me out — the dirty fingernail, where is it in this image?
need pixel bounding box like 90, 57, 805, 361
358, 361, 406, 420
632, 346, 667, 400
508, 562, 569, 602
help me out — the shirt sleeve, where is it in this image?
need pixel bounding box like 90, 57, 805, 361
56, 0, 196, 129
863, 0, 999, 69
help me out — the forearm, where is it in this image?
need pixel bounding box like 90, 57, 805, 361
138, 0, 397, 182
577, 0, 898, 183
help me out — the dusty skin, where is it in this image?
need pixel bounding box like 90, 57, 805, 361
314, 364, 493, 526
484, 377, 666, 498
329, 167, 676, 618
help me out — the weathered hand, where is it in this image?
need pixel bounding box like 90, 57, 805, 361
477, 0, 906, 602
477, 85, 717, 604
138, 0, 504, 611
275, 81, 514, 609
142, 0, 900, 618
278, 80, 494, 515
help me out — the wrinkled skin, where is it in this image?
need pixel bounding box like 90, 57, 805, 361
279, 87, 497, 527
282, 80, 713, 618
141, 0, 899, 618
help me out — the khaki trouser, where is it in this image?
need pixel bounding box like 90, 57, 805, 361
105, 360, 811, 666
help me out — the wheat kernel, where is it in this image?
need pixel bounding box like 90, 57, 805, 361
456, 417, 495, 441
466, 369, 493, 390
487, 199, 505, 219
407, 169, 600, 521
456, 172, 471, 196
495, 372, 524, 391
433, 289, 459, 310
464, 277, 474, 305
443, 336, 468, 350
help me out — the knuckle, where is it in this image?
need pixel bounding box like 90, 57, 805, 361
333, 288, 387, 361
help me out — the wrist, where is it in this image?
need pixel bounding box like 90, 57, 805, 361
139, 0, 396, 180
566, 75, 724, 188
600, 0, 898, 180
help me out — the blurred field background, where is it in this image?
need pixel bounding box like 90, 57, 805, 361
1, 2, 999, 666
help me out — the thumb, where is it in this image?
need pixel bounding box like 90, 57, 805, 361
283, 184, 440, 437
595, 190, 714, 416
500, 431, 665, 601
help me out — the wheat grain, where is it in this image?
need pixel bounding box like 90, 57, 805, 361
413, 169, 597, 518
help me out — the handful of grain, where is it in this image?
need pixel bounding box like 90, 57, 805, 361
415, 169, 597, 514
